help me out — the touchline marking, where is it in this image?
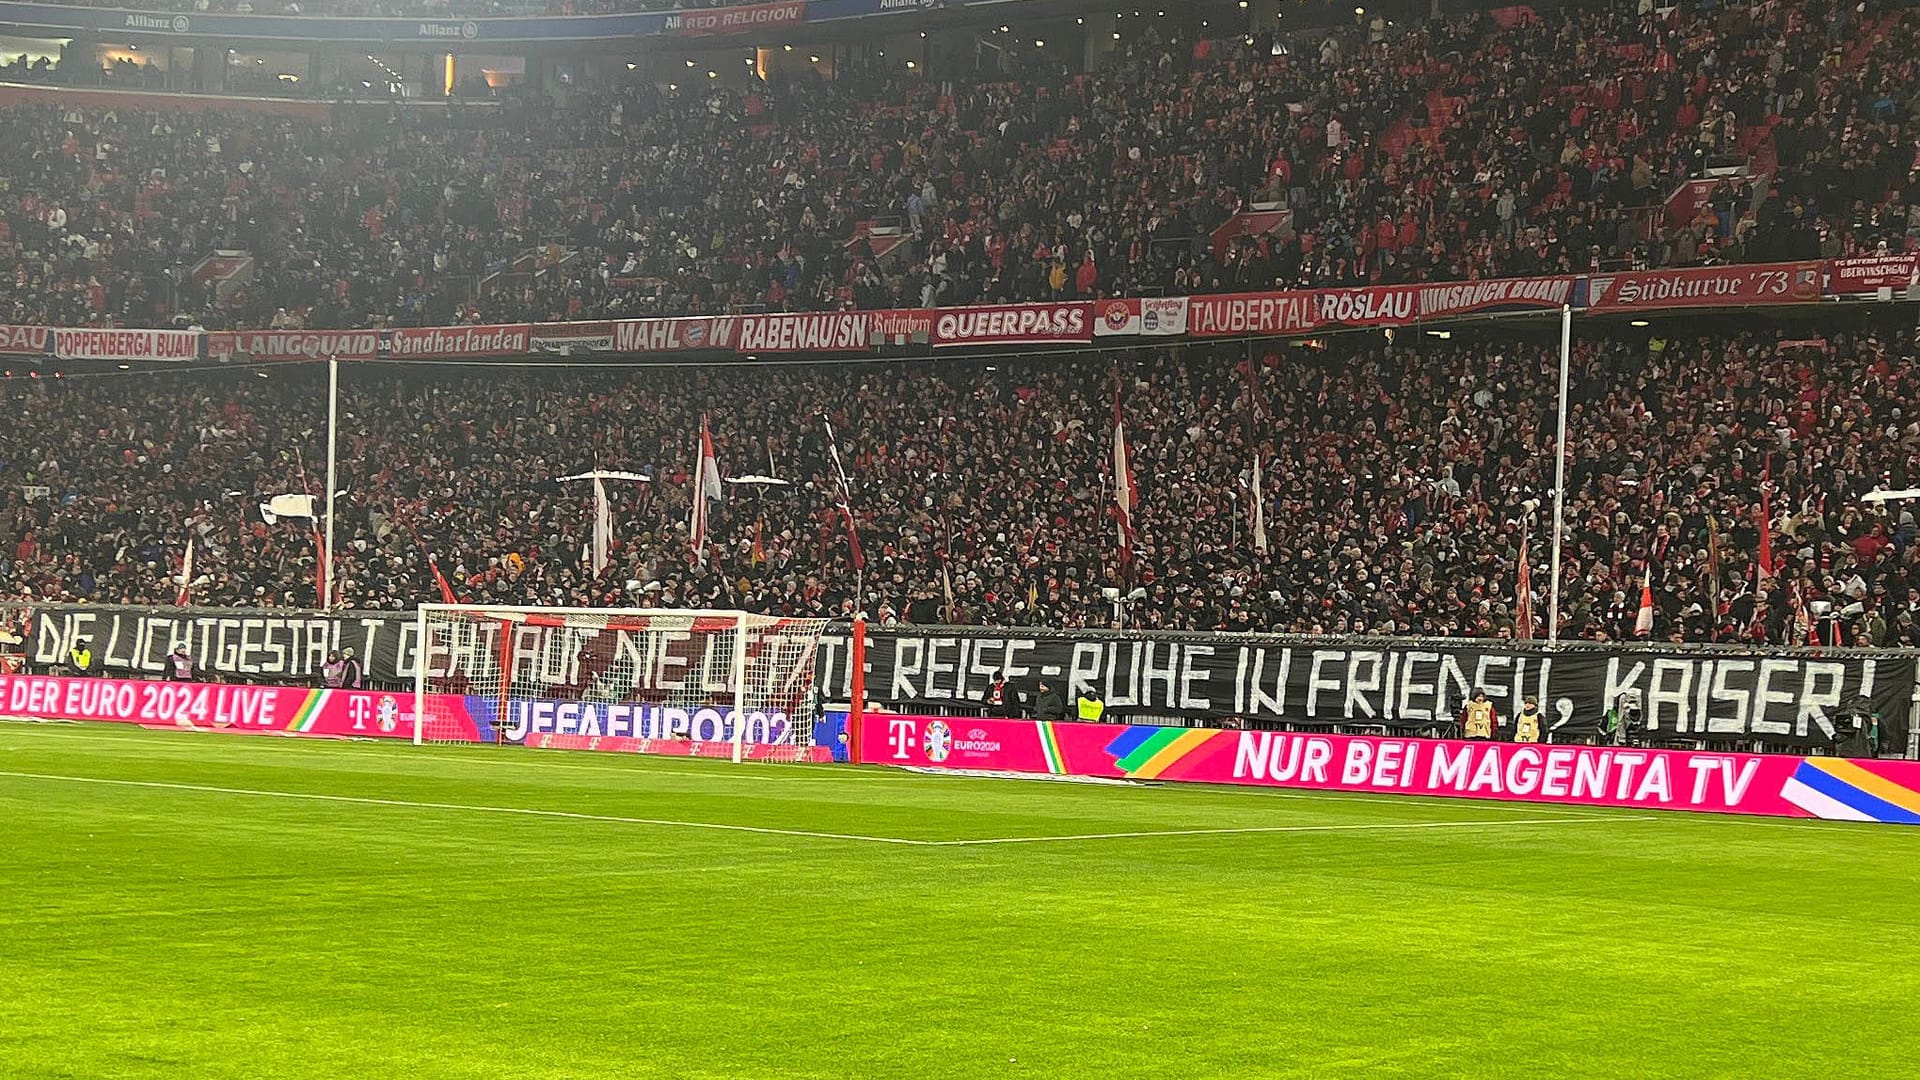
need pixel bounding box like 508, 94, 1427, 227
0, 768, 1667, 848
0, 721, 895, 784
927, 815, 1663, 847
0, 770, 931, 847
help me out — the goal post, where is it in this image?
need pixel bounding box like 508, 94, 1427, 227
411, 605, 841, 762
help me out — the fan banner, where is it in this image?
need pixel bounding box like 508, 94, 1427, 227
1186, 291, 1321, 337
668, 0, 805, 35
21, 607, 1917, 751
24, 605, 421, 684
1415, 277, 1574, 318
383, 323, 531, 358
0, 673, 468, 739
931, 302, 1093, 347
206, 330, 381, 362
856, 715, 1920, 824
734, 312, 875, 353
468, 695, 794, 745
1827, 254, 1919, 293
1094, 298, 1190, 337
814, 629, 1912, 749
612, 316, 737, 353
0, 325, 51, 355
51, 328, 199, 361
1581, 262, 1822, 311
529, 321, 617, 356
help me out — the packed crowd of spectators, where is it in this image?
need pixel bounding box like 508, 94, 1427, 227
1, 0, 1916, 332
4, 323, 1919, 647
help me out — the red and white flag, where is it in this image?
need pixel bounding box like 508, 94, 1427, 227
1634, 563, 1655, 637
689, 415, 724, 563
591, 475, 613, 577
822, 417, 864, 570
1111, 386, 1136, 567
1515, 531, 1533, 640
1755, 458, 1775, 583
175, 534, 195, 606
426, 549, 459, 604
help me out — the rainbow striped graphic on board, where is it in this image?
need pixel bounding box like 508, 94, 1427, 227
1036, 722, 1067, 774
286, 690, 328, 733
1779, 759, 1920, 824
1103, 725, 1213, 780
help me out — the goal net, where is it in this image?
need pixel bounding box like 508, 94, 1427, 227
412, 606, 837, 763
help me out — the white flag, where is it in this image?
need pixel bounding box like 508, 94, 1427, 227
1250, 453, 1269, 556
259, 493, 317, 524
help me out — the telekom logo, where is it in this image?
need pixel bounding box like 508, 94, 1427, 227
346, 695, 371, 731
887, 719, 917, 760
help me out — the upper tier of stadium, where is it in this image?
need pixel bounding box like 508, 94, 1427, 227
1, 0, 1912, 331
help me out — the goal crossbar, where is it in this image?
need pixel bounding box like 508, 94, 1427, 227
412, 605, 835, 763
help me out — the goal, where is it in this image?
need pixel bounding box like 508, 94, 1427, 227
412, 605, 840, 763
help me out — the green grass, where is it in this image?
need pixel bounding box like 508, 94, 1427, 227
2, 722, 1917, 1078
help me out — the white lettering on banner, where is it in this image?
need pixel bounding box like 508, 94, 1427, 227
0, 675, 284, 728
811, 629, 1907, 747
932, 304, 1090, 345
611, 318, 735, 353
1830, 255, 1919, 291
387, 325, 530, 357
497, 700, 790, 744
212, 331, 380, 361
735, 313, 870, 353
1316, 288, 1416, 325
124, 13, 186, 32
416, 21, 478, 39
1604, 654, 1843, 740
52, 329, 197, 361
673, 1, 806, 32
1186, 294, 1318, 336
1587, 264, 1819, 309
1225, 732, 1797, 811
1417, 278, 1571, 317
870, 309, 932, 342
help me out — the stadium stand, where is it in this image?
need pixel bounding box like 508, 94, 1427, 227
1, 3, 1914, 331
0, 0, 1917, 645
3, 325, 1917, 646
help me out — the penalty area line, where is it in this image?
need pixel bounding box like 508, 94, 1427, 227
0, 769, 932, 847
929, 814, 1663, 846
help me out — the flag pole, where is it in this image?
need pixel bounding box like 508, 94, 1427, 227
1547, 304, 1571, 644
323, 355, 339, 611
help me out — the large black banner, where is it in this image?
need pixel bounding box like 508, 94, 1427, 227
16, 607, 1913, 750
22, 605, 418, 685
817, 628, 1915, 750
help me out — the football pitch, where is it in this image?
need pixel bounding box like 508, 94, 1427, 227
3, 722, 1917, 1078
